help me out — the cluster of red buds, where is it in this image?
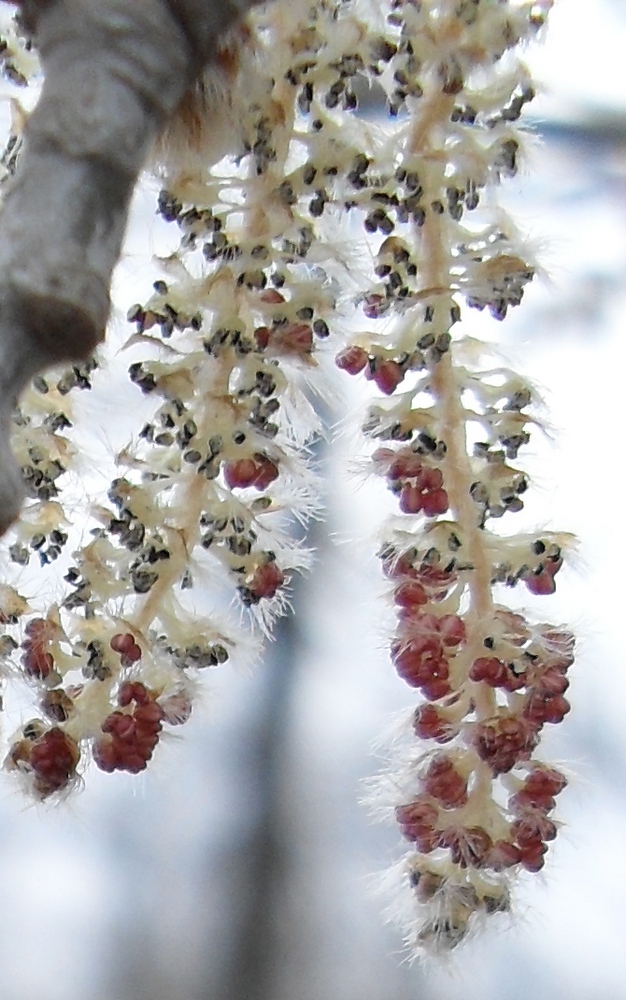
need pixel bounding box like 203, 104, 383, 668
376, 439, 573, 947
374, 447, 449, 517
392, 611, 465, 700
110, 632, 142, 668
336, 344, 407, 396
20, 617, 58, 681
315, 0, 567, 952
93, 682, 165, 774
6, 722, 80, 798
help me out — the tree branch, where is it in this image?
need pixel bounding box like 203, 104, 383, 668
0, 0, 261, 532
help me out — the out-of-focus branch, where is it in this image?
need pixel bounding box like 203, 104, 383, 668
0, 0, 261, 533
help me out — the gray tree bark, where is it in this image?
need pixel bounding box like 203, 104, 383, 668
0, 0, 261, 532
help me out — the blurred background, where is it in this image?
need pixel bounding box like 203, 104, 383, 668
2, 1, 626, 998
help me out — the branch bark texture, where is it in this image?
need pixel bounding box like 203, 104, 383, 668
0, 0, 261, 532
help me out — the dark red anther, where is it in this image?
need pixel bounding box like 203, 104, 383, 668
523, 766, 567, 800
395, 796, 439, 850
487, 840, 523, 870
224, 457, 260, 489
382, 551, 419, 581
25, 618, 48, 640
525, 557, 562, 596
23, 647, 54, 680
473, 716, 539, 775
420, 488, 449, 516
118, 681, 150, 707
519, 839, 548, 872
416, 564, 457, 598
252, 455, 280, 490
92, 736, 118, 773
110, 633, 135, 655
362, 293, 389, 319
470, 656, 508, 686
437, 614, 465, 647
438, 825, 493, 868
248, 561, 285, 600
399, 483, 425, 514
423, 755, 468, 809
536, 666, 569, 696
30, 728, 80, 796
277, 322, 313, 355
94, 683, 164, 776
388, 452, 423, 480
258, 322, 314, 357
110, 633, 142, 666
523, 690, 570, 726
102, 711, 136, 739
511, 815, 557, 845
224, 454, 279, 491
393, 580, 428, 610
413, 703, 456, 742
335, 345, 368, 374
253, 326, 270, 349
371, 359, 404, 395
392, 636, 450, 695
259, 289, 285, 304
